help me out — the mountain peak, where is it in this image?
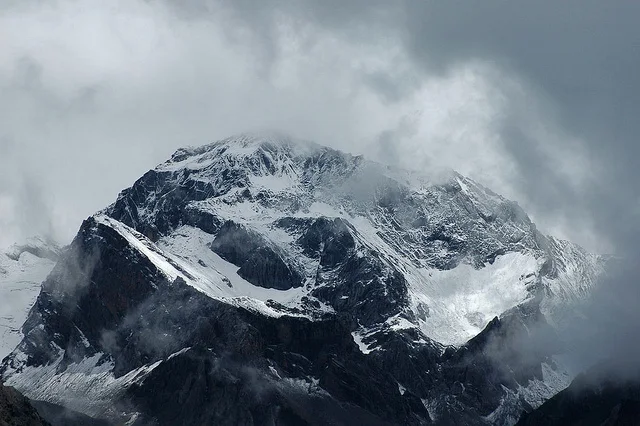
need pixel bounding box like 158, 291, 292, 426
165, 132, 327, 167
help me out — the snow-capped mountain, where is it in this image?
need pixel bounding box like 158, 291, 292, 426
106, 133, 602, 344
0, 134, 604, 425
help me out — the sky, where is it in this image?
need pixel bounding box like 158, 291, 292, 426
1, 0, 639, 257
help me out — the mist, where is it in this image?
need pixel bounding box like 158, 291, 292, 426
2, 0, 640, 384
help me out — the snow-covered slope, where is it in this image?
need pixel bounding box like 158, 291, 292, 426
1, 133, 605, 426
0, 238, 58, 360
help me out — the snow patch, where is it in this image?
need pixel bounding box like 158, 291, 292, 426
404, 252, 541, 346
351, 330, 374, 355
398, 383, 406, 395
4, 353, 161, 418
167, 346, 191, 361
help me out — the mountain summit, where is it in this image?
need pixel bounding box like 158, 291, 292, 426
1, 134, 603, 425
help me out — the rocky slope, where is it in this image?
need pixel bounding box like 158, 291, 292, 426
0, 134, 604, 425
517, 364, 640, 426
0, 383, 49, 426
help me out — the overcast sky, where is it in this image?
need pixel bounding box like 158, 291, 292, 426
1, 0, 639, 257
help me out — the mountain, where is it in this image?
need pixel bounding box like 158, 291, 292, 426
0, 134, 604, 425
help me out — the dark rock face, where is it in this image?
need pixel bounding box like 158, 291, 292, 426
126, 335, 422, 426
210, 221, 266, 265
237, 246, 304, 290
2, 222, 429, 424
107, 169, 222, 241
210, 221, 304, 290
437, 302, 560, 421
294, 217, 353, 261
312, 253, 408, 326
276, 216, 410, 326
118, 282, 429, 425
0, 383, 49, 426
7, 230, 550, 425
1, 217, 168, 375
30, 401, 111, 426
517, 370, 640, 426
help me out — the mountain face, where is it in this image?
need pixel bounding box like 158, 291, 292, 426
516, 365, 640, 426
0, 383, 50, 426
0, 134, 603, 425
